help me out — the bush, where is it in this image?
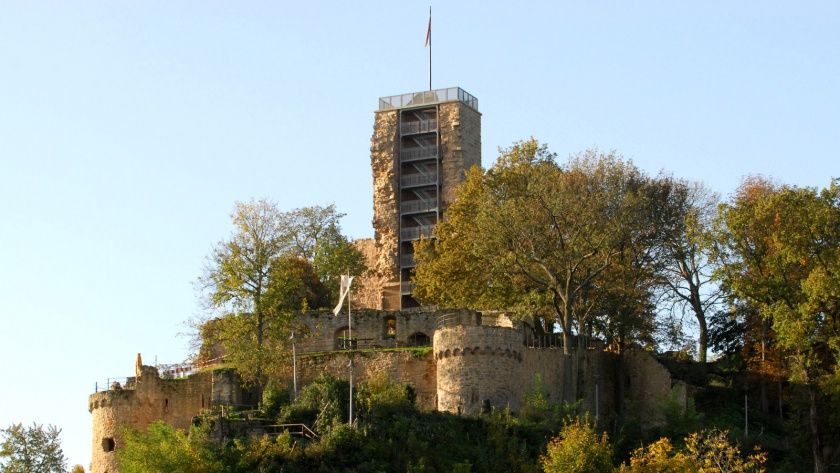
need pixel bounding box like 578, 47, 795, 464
357, 374, 415, 419
278, 374, 348, 435
117, 421, 223, 473
619, 429, 767, 473
540, 416, 613, 473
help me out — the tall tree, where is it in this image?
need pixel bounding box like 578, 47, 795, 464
414, 140, 650, 355
199, 200, 364, 389
657, 178, 723, 363
285, 204, 367, 303
201, 200, 290, 356
716, 177, 840, 472
1, 422, 67, 473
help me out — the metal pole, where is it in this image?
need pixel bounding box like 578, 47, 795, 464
745, 393, 749, 438
595, 382, 599, 420
348, 272, 354, 427
428, 6, 432, 91
291, 331, 298, 399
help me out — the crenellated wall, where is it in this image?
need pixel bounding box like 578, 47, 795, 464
90, 311, 683, 473
434, 324, 525, 415
88, 365, 213, 473
88, 361, 253, 473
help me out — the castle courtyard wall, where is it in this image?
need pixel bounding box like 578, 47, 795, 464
88, 367, 213, 473
295, 309, 439, 353
291, 350, 437, 409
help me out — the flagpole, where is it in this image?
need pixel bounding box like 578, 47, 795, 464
428, 6, 432, 91
347, 271, 354, 426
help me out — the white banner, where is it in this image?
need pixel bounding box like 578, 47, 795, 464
332, 275, 354, 316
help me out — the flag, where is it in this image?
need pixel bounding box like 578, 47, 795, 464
425, 10, 431, 47
332, 275, 354, 316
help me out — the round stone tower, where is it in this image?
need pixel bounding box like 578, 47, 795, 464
88, 355, 159, 473
434, 323, 524, 415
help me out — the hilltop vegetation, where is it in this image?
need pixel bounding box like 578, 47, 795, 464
162, 140, 840, 472
117, 375, 771, 473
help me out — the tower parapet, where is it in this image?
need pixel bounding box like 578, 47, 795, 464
434, 321, 524, 415
88, 358, 223, 473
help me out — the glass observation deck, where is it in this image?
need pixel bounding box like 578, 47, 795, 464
378, 87, 478, 112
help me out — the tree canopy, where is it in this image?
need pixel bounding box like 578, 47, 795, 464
198, 200, 366, 389
715, 177, 840, 472
0, 422, 67, 473
414, 140, 661, 354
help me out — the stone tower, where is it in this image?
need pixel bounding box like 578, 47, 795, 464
370, 87, 481, 309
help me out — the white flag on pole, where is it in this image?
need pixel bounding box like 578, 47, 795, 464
332, 275, 354, 316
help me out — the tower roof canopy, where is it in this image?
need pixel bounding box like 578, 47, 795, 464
378, 87, 478, 112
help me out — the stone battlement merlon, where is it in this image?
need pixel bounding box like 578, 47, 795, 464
377, 87, 479, 112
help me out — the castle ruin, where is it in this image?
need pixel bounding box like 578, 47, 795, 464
87, 88, 683, 473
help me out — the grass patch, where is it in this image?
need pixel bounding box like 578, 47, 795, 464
299, 346, 433, 360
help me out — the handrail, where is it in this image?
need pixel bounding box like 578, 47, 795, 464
400, 253, 416, 267
400, 224, 435, 240
400, 281, 415, 294
400, 146, 438, 162
265, 423, 320, 440
400, 199, 437, 214
401, 173, 437, 188
379, 87, 479, 112
400, 119, 438, 135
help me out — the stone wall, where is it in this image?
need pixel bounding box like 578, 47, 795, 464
90, 312, 683, 473
434, 325, 524, 415
292, 350, 437, 409
438, 101, 482, 209
351, 238, 381, 310
295, 309, 438, 354
370, 110, 400, 309
88, 365, 213, 473
621, 348, 676, 428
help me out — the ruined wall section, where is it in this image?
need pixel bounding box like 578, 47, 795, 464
622, 348, 676, 428
88, 366, 213, 473
434, 325, 523, 415
438, 102, 482, 210
295, 309, 438, 353
291, 350, 437, 409
370, 110, 400, 309
351, 238, 381, 310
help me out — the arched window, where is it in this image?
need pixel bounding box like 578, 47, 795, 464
335, 326, 351, 350
383, 316, 397, 338
407, 332, 430, 347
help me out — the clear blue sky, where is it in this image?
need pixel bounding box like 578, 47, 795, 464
1, 1, 837, 468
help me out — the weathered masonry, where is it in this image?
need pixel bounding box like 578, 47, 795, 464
370, 87, 481, 309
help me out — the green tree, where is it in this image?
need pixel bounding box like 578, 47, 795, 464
284, 204, 367, 302
200, 199, 289, 362
0, 422, 67, 473
199, 200, 365, 391
414, 140, 650, 355
210, 255, 327, 384
117, 422, 222, 473
716, 178, 840, 472
540, 416, 613, 473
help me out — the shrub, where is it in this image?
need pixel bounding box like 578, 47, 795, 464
540, 416, 613, 473
619, 429, 767, 473
117, 421, 223, 473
